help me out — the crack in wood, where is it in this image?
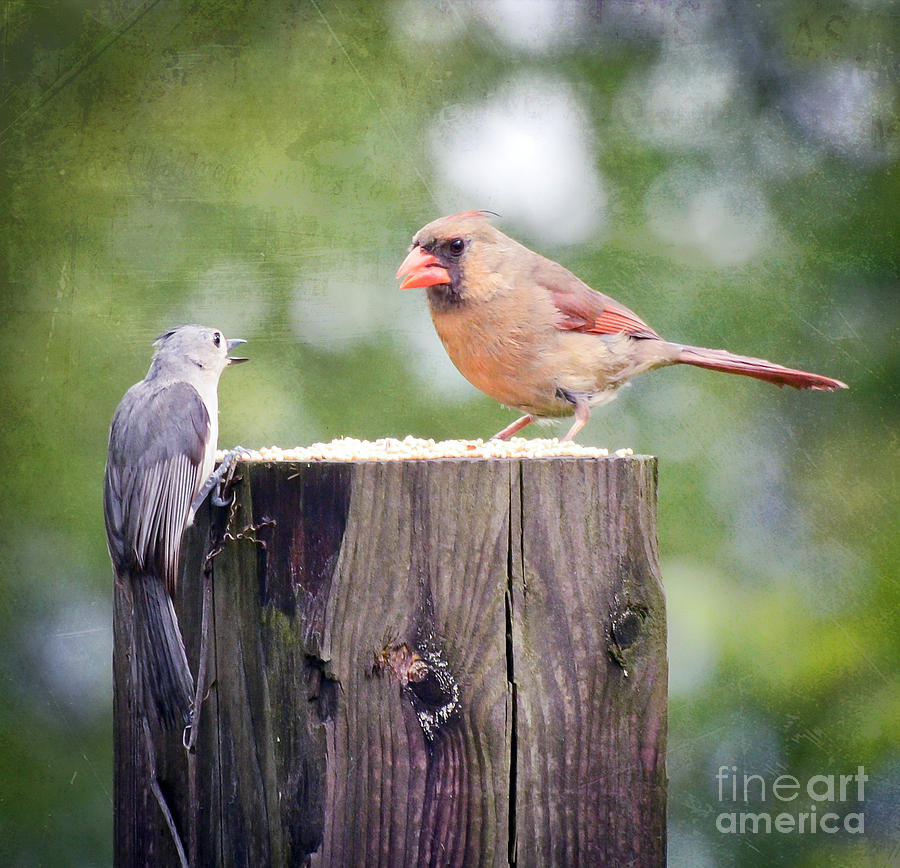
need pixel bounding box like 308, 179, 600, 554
507, 461, 520, 867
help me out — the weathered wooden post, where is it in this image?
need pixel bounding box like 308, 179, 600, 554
114, 451, 667, 866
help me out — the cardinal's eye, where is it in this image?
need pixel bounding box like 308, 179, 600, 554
213, 332, 221, 347
448, 238, 465, 257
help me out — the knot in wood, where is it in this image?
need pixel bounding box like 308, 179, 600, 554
374, 641, 428, 687
608, 604, 648, 676
611, 609, 643, 649
373, 640, 459, 739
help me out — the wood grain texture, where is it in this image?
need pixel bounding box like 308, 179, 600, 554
113, 455, 666, 867
510, 458, 667, 865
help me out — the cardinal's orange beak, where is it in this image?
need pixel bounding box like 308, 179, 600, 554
396, 246, 451, 289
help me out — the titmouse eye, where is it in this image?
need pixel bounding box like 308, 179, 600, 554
448, 238, 465, 257
213, 332, 221, 347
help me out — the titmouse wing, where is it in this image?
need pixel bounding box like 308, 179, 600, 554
104, 380, 210, 595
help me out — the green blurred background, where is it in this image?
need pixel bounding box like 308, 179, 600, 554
1, 1, 897, 864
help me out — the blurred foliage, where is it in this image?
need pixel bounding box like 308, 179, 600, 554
0, 1, 897, 865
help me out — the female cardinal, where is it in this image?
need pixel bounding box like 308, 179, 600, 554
396, 211, 847, 441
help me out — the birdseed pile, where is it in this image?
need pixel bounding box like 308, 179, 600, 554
217, 436, 634, 463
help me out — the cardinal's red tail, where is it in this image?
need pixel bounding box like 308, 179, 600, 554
676, 345, 848, 391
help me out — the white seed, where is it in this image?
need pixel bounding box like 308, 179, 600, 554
217, 437, 634, 463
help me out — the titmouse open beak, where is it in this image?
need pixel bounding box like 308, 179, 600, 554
227, 338, 249, 364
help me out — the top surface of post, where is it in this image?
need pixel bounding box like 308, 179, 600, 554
216, 436, 649, 464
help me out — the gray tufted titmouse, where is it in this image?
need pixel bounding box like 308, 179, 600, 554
104, 324, 247, 730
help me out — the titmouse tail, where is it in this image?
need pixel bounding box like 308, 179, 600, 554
676, 345, 847, 391
129, 574, 193, 730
